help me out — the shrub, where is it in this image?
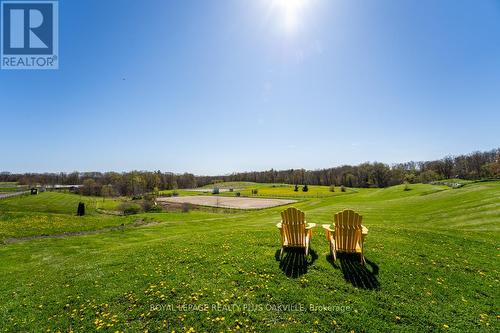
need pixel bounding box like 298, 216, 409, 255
118, 202, 142, 215
229, 188, 234, 192
403, 182, 410, 191
148, 205, 163, 213
329, 185, 335, 192
340, 185, 346, 192
302, 185, 308, 192
76, 202, 85, 216
144, 193, 156, 201
141, 196, 159, 212
132, 195, 143, 200
212, 188, 220, 195
235, 192, 241, 197
419, 170, 439, 183
294, 185, 299, 192
172, 191, 179, 197
152, 186, 160, 196
142, 199, 153, 212
182, 202, 192, 213
251, 189, 258, 195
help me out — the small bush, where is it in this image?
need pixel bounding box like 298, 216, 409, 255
403, 182, 411, 191
235, 192, 241, 197
148, 205, 163, 213
302, 185, 308, 192
229, 188, 234, 192
251, 189, 258, 195
118, 202, 142, 215
142, 199, 153, 212
172, 191, 179, 197
76, 202, 85, 216
212, 188, 220, 195
182, 202, 192, 213
141, 196, 160, 212
144, 193, 156, 201
341, 185, 346, 192
132, 195, 143, 200
294, 185, 299, 192
329, 185, 335, 192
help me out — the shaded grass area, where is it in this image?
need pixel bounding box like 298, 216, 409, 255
0, 182, 498, 332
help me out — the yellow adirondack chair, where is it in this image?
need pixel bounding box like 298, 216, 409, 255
276, 207, 316, 259
322, 209, 368, 264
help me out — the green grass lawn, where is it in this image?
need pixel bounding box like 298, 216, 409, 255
0, 182, 27, 193
0, 182, 498, 332
0, 192, 131, 240
237, 184, 359, 198
0, 192, 123, 215
0, 187, 27, 193
201, 181, 259, 189
163, 183, 360, 199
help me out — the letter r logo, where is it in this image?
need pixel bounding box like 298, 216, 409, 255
1, 0, 58, 69
2, 2, 54, 55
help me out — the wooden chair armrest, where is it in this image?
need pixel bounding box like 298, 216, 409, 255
305, 223, 316, 229
276, 222, 282, 229
322, 224, 334, 232
362, 225, 368, 235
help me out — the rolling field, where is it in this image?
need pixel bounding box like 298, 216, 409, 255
0, 182, 27, 193
163, 183, 359, 199
0, 192, 132, 240
0, 182, 498, 332
236, 184, 358, 198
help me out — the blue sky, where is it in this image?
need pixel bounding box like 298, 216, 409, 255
1, 0, 499, 175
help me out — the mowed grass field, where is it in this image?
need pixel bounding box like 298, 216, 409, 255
0, 182, 499, 332
0, 182, 27, 193
164, 182, 358, 199
0, 192, 132, 240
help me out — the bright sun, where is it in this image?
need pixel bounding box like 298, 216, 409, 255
271, 0, 309, 34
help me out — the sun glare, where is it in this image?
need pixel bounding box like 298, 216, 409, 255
271, 0, 309, 34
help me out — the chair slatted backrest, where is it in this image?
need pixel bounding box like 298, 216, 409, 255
280, 207, 306, 247
334, 209, 363, 252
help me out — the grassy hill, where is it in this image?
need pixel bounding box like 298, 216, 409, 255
0, 182, 498, 332
0, 182, 27, 193
0, 192, 133, 240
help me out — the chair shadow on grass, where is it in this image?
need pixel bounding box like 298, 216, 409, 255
327, 253, 380, 290
275, 248, 318, 278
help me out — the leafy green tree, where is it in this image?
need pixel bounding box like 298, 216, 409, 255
82, 179, 97, 196
100, 184, 113, 201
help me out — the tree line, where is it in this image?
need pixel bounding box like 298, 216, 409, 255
1, 148, 498, 197
0, 171, 197, 197
198, 149, 499, 188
